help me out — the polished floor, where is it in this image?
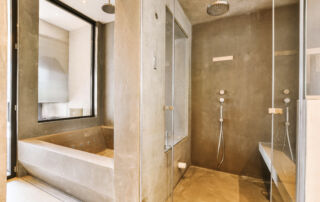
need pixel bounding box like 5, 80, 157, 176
7, 178, 61, 202
172, 166, 269, 202
7, 177, 80, 202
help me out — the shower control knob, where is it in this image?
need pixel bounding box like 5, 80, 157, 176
219, 98, 224, 103
284, 98, 291, 104
219, 90, 225, 95
283, 89, 290, 95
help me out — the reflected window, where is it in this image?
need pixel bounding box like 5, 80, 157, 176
38, 0, 95, 121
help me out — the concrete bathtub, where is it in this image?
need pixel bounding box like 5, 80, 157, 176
18, 126, 114, 202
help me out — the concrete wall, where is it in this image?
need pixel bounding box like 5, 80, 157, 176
140, 0, 192, 201
17, 0, 104, 142
0, 0, 8, 200
113, 0, 141, 201
191, 5, 299, 179
104, 22, 114, 126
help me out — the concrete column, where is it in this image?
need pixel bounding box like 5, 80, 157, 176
0, 0, 8, 200
113, 0, 141, 201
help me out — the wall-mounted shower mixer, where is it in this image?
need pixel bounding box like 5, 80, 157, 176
217, 97, 225, 168
283, 97, 294, 161
219, 89, 225, 95
283, 89, 290, 95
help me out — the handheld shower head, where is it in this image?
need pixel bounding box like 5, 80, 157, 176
102, 0, 115, 14
207, 0, 230, 16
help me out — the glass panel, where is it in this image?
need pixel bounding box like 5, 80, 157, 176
272, 0, 299, 201
172, 0, 273, 201
38, 0, 94, 121
165, 8, 174, 151
165, 6, 175, 202
173, 21, 188, 144
306, 0, 320, 96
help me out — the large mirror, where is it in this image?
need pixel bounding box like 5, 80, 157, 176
38, 0, 95, 121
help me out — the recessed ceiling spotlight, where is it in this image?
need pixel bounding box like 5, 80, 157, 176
82, 0, 86, 4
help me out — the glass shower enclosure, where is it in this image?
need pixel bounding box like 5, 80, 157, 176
141, 0, 306, 201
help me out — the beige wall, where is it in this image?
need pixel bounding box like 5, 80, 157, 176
113, 0, 141, 201
38, 20, 69, 112
305, 0, 320, 200
0, 0, 7, 200
68, 25, 92, 115
305, 100, 320, 202
140, 0, 192, 201
104, 22, 114, 126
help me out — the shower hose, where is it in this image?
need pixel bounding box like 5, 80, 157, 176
217, 103, 225, 168
283, 106, 294, 161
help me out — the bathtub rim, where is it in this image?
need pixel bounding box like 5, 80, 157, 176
19, 139, 114, 169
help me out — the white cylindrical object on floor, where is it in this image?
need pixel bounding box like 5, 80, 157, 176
178, 162, 187, 169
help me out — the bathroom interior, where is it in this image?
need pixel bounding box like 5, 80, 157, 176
3, 0, 320, 201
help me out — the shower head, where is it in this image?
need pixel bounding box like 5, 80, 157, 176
207, 0, 230, 16
102, 0, 115, 14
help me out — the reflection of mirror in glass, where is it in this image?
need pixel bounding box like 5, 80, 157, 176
38, 0, 94, 121
174, 20, 188, 144
164, 8, 189, 148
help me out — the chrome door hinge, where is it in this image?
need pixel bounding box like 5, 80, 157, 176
268, 108, 283, 115
14, 43, 18, 50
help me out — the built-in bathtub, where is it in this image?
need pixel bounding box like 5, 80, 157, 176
18, 126, 114, 202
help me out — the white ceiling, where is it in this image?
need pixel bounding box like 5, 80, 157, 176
178, 0, 298, 25
40, 0, 89, 31
61, 0, 115, 23
39, 0, 115, 30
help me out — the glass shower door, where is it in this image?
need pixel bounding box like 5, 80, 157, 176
165, 6, 175, 202
271, 0, 299, 201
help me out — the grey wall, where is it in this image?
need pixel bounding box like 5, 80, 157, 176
191, 5, 299, 179
103, 22, 114, 126
17, 0, 104, 140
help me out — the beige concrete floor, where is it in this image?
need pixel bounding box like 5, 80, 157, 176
7, 177, 80, 202
7, 178, 61, 202
172, 166, 269, 202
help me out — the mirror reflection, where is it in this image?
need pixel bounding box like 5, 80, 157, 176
38, 0, 94, 121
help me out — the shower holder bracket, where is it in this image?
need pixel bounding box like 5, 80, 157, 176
268, 108, 283, 115
164, 105, 174, 111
